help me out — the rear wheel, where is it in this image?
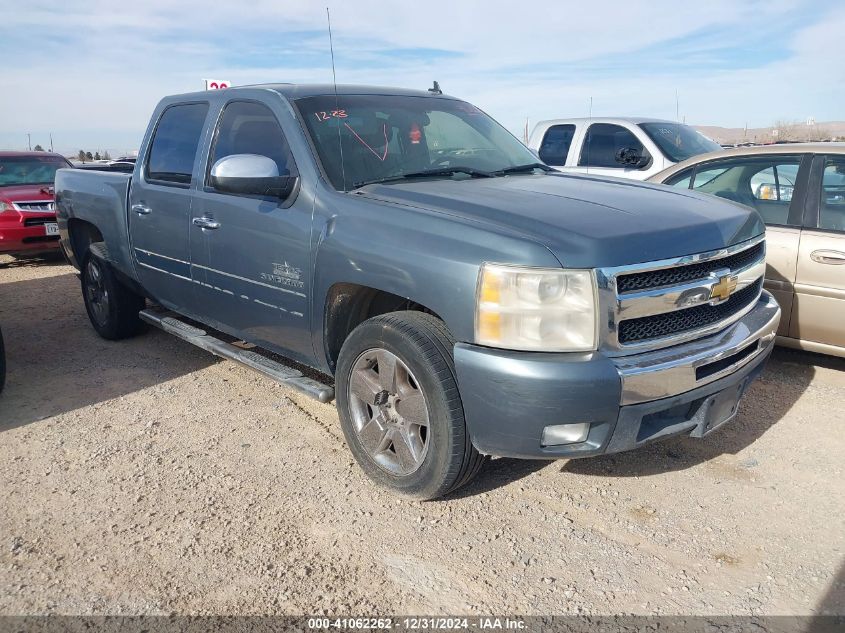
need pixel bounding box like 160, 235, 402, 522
81, 249, 145, 340
336, 311, 486, 499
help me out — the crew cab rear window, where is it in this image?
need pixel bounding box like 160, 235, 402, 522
146, 103, 209, 184
538, 124, 575, 166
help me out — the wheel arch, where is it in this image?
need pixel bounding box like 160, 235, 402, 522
322, 282, 444, 374
66, 218, 104, 269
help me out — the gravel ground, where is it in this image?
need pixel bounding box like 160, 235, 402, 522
0, 255, 843, 616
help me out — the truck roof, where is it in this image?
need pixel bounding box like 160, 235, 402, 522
535, 116, 681, 127
164, 83, 460, 102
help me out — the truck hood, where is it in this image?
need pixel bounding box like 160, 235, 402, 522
0, 184, 55, 202
357, 173, 763, 268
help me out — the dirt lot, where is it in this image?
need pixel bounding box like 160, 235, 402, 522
1, 255, 843, 617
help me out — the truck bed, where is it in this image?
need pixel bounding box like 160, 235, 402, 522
54, 168, 135, 279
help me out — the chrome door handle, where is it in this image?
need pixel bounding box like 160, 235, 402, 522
192, 216, 221, 230
131, 204, 151, 215
810, 249, 845, 265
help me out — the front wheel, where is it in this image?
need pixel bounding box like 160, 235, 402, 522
81, 249, 145, 340
336, 311, 486, 499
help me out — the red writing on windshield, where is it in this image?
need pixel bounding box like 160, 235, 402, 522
314, 110, 348, 122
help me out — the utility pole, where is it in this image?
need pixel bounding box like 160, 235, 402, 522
675, 90, 680, 121
27, 133, 31, 151
49, 133, 54, 152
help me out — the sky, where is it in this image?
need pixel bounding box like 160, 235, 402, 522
1, 0, 842, 155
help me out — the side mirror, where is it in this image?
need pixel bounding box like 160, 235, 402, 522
209, 154, 296, 199
615, 147, 650, 169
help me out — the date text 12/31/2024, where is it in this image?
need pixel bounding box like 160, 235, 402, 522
307, 617, 527, 630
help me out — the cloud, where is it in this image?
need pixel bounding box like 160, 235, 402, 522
0, 0, 840, 153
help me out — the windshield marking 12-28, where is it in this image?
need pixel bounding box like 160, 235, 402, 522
296, 94, 540, 191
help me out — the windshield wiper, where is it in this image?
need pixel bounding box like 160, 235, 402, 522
493, 162, 553, 175
352, 167, 495, 189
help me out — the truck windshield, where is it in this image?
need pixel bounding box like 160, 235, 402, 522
0, 156, 70, 187
638, 122, 721, 163
296, 95, 539, 190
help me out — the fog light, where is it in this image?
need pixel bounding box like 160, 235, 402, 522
541, 423, 590, 446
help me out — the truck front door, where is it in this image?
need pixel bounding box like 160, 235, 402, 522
569, 122, 663, 180
129, 102, 209, 314
190, 99, 314, 363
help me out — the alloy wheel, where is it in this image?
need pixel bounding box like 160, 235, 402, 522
347, 348, 430, 476
85, 259, 110, 326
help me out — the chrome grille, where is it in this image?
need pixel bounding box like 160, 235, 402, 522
597, 236, 767, 353
15, 201, 55, 212
617, 242, 765, 293
618, 279, 763, 344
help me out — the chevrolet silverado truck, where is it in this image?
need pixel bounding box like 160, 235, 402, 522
54, 84, 780, 499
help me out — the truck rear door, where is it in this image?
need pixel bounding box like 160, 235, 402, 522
189, 98, 314, 363
129, 101, 210, 314
535, 123, 578, 169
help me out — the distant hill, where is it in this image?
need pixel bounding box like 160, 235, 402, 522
694, 121, 845, 145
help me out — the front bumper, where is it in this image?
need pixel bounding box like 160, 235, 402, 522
454, 291, 781, 459
0, 215, 60, 255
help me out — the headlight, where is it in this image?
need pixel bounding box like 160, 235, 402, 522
475, 263, 597, 352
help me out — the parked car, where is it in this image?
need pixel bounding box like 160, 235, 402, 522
528, 117, 722, 180
0, 151, 71, 257
55, 84, 779, 499
649, 143, 845, 358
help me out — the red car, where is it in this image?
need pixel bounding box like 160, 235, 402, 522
0, 151, 72, 257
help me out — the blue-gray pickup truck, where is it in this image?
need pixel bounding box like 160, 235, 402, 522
54, 84, 780, 499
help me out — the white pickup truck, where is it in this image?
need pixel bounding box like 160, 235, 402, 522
528, 117, 722, 181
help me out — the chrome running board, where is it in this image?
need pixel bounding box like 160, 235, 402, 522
139, 308, 334, 403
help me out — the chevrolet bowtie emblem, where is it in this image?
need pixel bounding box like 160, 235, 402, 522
710, 274, 738, 302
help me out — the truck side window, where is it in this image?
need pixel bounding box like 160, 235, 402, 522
538, 125, 575, 166
578, 123, 645, 169
146, 103, 209, 185
207, 101, 296, 186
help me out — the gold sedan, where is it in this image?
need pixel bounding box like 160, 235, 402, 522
649, 143, 845, 357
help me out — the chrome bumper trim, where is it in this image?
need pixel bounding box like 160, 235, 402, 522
12, 200, 56, 212
614, 291, 781, 405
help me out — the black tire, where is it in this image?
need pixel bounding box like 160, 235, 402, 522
81, 249, 145, 340
336, 311, 486, 500
0, 325, 6, 394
